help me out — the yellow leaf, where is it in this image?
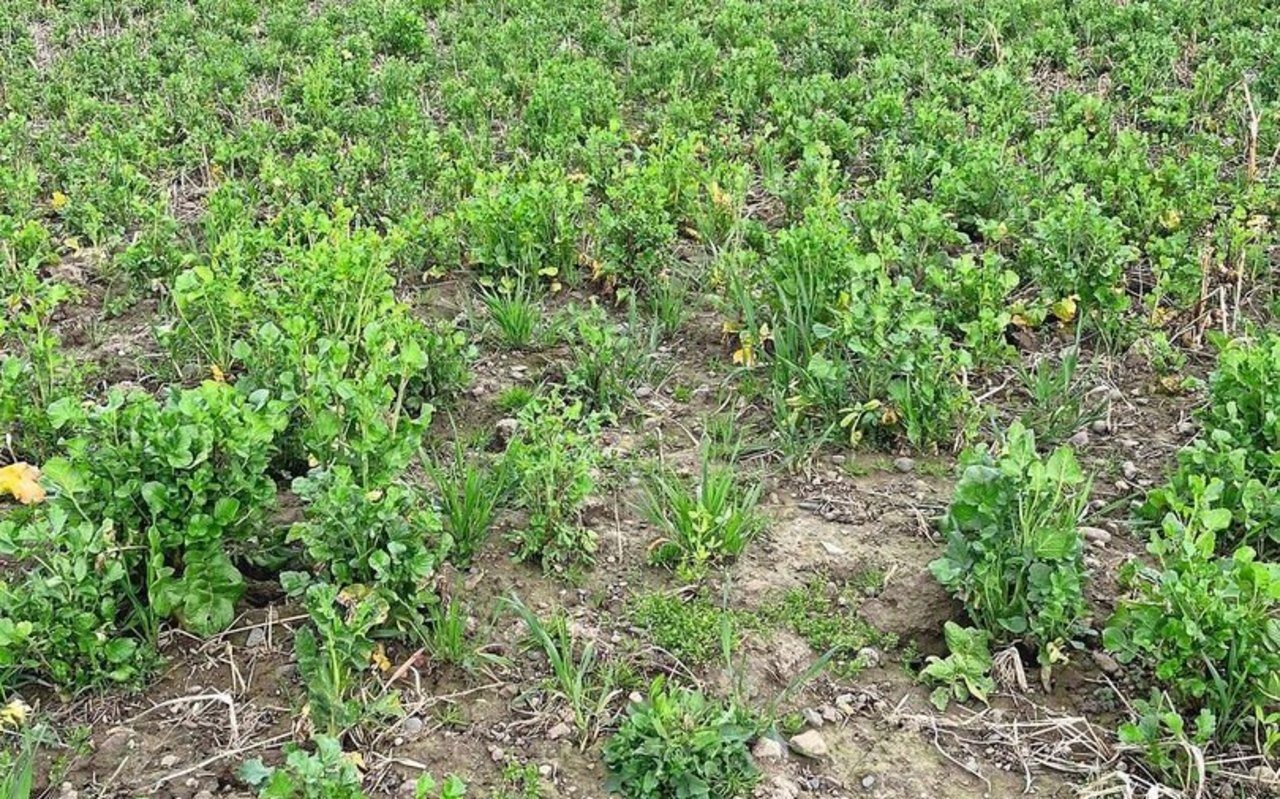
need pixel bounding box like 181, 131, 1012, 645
371, 644, 391, 673
1050, 295, 1078, 323
1160, 209, 1181, 231
1010, 313, 1031, 328
50, 191, 68, 211
343, 751, 366, 771
210, 364, 226, 383
732, 344, 754, 367
0, 699, 30, 729
364, 489, 384, 503
0, 462, 46, 505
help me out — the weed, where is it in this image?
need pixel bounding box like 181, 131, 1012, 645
493, 759, 543, 799
760, 579, 894, 678
483, 282, 543, 350
641, 453, 766, 580
603, 678, 758, 799
629, 592, 746, 665
921, 623, 996, 711
505, 596, 620, 749
426, 443, 509, 567
1013, 347, 1103, 447
503, 394, 602, 573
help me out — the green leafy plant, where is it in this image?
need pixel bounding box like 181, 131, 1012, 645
41, 382, 284, 638
1115, 693, 1216, 792
284, 466, 451, 633
241, 736, 365, 799
293, 583, 403, 739
641, 453, 766, 580
1143, 332, 1280, 557
1105, 475, 1280, 748
603, 677, 758, 799
241, 736, 468, 799
930, 421, 1090, 672
921, 622, 996, 711
503, 394, 601, 573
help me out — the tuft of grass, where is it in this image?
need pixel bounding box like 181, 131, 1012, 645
483, 282, 542, 349
641, 452, 766, 579
425, 443, 509, 566
1013, 346, 1102, 447
504, 595, 620, 749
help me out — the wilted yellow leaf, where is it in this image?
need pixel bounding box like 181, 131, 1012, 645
343, 751, 366, 771
211, 364, 226, 383
371, 644, 391, 673
1160, 208, 1181, 231
1010, 313, 1031, 328
0, 699, 30, 729
50, 191, 68, 211
0, 462, 46, 505
1050, 295, 1078, 323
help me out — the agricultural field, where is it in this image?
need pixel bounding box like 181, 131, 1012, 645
1, 0, 1279, 796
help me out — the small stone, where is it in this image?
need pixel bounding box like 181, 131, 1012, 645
1068, 429, 1090, 448
1175, 420, 1195, 435
861, 774, 876, 789
402, 716, 424, 736
1249, 764, 1279, 789
160, 754, 180, 769
538, 764, 553, 778
1079, 526, 1112, 547
489, 746, 505, 763
245, 626, 267, 649
830, 454, 847, 465
1090, 419, 1110, 434
857, 646, 882, 669
752, 736, 785, 761
801, 708, 824, 728
893, 457, 915, 473
629, 691, 643, 704
821, 541, 847, 556
820, 704, 840, 723
547, 722, 572, 741
788, 729, 829, 758
761, 775, 801, 799
1091, 651, 1122, 676
193, 792, 214, 799
635, 386, 653, 399
495, 418, 519, 444
1121, 461, 1139, 480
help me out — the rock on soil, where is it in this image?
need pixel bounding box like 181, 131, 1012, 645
788, 729, 829, 758
752, 736, 786, 761
859, 567, 962, 655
